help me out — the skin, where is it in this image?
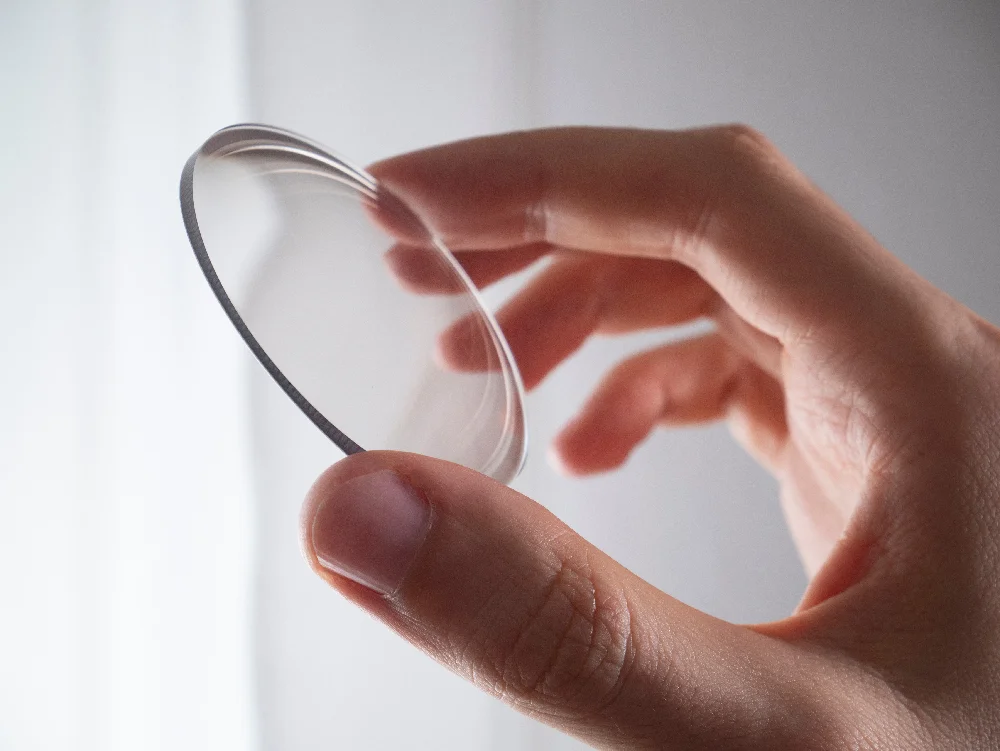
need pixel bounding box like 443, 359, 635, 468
300, 127, 1000, 749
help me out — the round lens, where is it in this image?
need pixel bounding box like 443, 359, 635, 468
180, 125, 526, 483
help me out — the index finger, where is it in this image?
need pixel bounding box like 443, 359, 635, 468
369, 126, 924, 350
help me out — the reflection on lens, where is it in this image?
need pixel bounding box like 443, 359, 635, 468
180, 125, 526, 483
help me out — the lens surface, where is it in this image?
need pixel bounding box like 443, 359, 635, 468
181, 125, 526, 483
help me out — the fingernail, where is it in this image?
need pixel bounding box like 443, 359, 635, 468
311, 470, 430, 595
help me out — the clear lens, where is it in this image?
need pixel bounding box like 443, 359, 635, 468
181, 125, 526, 483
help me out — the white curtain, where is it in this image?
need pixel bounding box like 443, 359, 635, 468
1, 2, 255, 749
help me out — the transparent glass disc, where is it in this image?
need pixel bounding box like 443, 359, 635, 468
180, 124, 526, 483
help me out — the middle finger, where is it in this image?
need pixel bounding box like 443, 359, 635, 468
440, 254, 716, 390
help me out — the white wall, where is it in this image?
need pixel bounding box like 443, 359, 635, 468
245, 2, 1000, 749
2, 2, 255, 749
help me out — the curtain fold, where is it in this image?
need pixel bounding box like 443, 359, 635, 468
1, 2, 256, 749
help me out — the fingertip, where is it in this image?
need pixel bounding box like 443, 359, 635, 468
365, 153, 414, 189
299, 451, 431, 554
433, 314, 497, 373
546, 442, 584, 477
382, 243, 466, 295
301, 450, 490, 599
549, 422, 630, 477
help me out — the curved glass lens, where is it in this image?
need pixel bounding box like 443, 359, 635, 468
180, 125, 526, 483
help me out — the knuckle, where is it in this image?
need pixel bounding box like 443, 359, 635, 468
709, 123, 787, 182
484, 550, 638, 716
714, 122, 776, 158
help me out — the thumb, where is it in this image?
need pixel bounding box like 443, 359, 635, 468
300, 451, 832, 749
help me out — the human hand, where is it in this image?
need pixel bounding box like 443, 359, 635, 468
300, 127, 1000, 749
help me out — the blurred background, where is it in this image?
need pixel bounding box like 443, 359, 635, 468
2, 1, 999, 749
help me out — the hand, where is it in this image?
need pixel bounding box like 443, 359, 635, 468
299, 127, 1000, 749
